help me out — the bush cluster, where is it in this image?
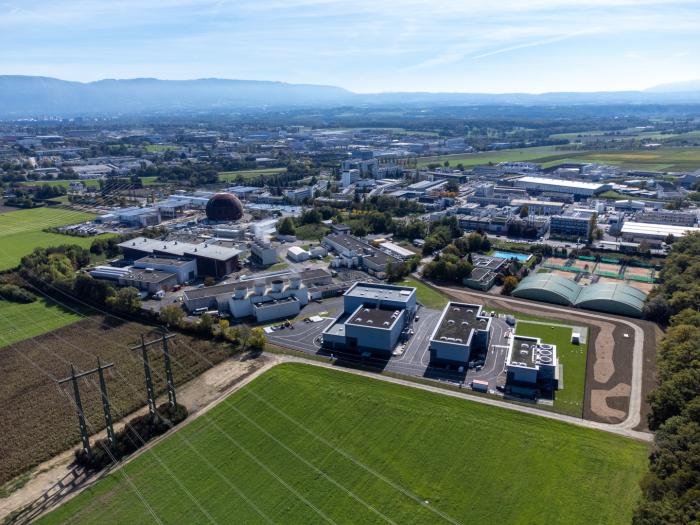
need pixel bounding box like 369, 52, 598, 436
0, 283, 37, 303
75, 403, 188, 471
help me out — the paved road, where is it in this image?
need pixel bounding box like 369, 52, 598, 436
275, 354, 653, 442
433, 284, 646, 432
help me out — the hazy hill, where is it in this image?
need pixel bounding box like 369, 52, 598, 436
2, 75, 700, 117
0, 76, 353, 116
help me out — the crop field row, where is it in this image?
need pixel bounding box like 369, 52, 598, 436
0, 207, 99, 271
37, 364, 648, 525
0, 316, 233, 485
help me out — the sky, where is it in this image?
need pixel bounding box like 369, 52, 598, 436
1, 0, 700, 93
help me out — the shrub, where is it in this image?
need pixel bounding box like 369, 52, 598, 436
75, 403, 188, 471
0, 284, 37, 303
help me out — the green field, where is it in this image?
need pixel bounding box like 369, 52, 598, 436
0, 298, 82, 348
19, 179, 100, 189
144, 144, 179, 152
219, 168, 287, 183
515, 322, 587, 417
416, 146, 570, 168
20, 176, 160, 188
417, 145, 700, 172
0, 207, 98, 271
37, 364, 647, 525
294, 223, 330, 241
397, 276, 449, 310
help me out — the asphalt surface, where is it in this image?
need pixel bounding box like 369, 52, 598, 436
267, 299, 514, 390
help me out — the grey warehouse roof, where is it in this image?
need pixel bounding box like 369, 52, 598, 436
513, 273, 646, 317
512, 273, 581, 305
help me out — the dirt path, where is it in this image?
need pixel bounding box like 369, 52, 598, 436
0, 354, 277, 524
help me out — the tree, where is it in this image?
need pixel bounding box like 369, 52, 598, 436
501, 276, 519, 295
160, 304, 185, 327
519, 205, 529, 218
444, 179, 459, 193
197, 313, 214, 336
587, 213, 598, 245
276, 217, 296, 236
106, 287, 141, 314
247, 327, 266, 351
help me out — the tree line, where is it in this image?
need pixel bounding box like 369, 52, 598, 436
634, 232, 700, 524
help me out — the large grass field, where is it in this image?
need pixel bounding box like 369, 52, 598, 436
19, 176, 160, 188
397, 276, 449, 310
0, 207, 99, 271
219, 167, 287, 183
37, 364, 648, 525
415, 145, 568, 168
0, 298, 82, 348
416, 145, 700, 172
515, 321, 587, 417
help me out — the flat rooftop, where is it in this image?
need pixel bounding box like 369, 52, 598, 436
509, 335, 557, 370
347, 306, 401, 329
621, 221, 700, 237
119, 237, 241, 261
121, 268, 174, 284
253, 296, 299, 309
471, 255, 507, 270
516, 176, 606, 190
432, 303, 488, 345
344, 282, 415, 304
135, 256, 193, 268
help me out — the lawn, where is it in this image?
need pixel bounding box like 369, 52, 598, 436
515, 321, 587, 417
20, 176, 161, 188
397, 276, 449, 310
294, 223, 330, 241
144, 144, 179, 152
416, 145, 700, 172
415, 145, 572, 168
0, 298, 82, 348
37, 364, 648, 525
0, 207, 100, 271
219, 168, 287, 183
19, 179, 101, 189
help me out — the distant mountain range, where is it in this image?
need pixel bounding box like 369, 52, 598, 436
1, 75, 700, 117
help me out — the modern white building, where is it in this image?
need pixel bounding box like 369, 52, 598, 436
621, 221, 700, 246
228, 276, 309, 323
428, 303, 492, 365
505, 334, 559, 397
287, 246, 310, 262
250, 240, 278, 266
322, 282, 417, 355
514, 176, 611, 197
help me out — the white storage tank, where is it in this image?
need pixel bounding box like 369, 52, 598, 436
254, 282, 266, 296
271, 279, 284, 293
